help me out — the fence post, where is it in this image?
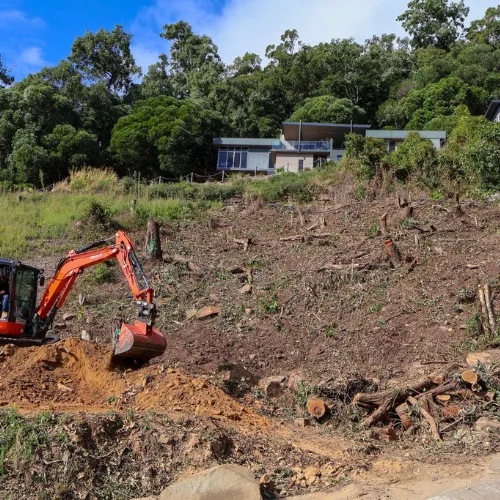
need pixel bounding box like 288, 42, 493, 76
190, 172, 194, 183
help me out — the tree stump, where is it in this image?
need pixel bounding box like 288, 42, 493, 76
145, 219, 162, 260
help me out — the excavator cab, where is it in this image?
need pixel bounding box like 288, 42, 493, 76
0, 260, 50, 342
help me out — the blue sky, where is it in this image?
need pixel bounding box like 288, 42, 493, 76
0, 0, 496, 81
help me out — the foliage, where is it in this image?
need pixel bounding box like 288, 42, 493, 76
289, 96, 365, 124
390, 132, 439, 185
91, 263, 116, 284
397, 0, 470, 50
69, 25, 141, 93
344, 134, 388, 178
0, 55, 13, 87
111, 96, 220, 177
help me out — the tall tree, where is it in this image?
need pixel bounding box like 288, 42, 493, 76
160, 21, 224, 98
467, 6, 500, 48
0, 55, 13, 87
397, 0, 470, 50
69, 25, 141, 93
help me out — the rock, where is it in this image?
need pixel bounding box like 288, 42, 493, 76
223, 364, 258, 386
196, 306, 221, 319
294, 417, 312, 427
259, 375, 286, 398
303, 466, 320, 482
159, 464, 261, 500
63, 313, 76, 321
57, 382, 73, 392
467, 349, 500, 368
81, 330, 91, 341
260, 473, 275, 491
475, 417, 500, 434
52, 323, 67, 330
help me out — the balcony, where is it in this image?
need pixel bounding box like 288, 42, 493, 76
271, 141, 331, 152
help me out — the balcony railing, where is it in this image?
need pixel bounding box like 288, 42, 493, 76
271, 141, 331, 152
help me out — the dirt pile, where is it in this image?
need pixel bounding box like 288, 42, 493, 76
0, 339, 268, 429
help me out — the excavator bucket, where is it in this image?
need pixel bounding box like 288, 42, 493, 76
113, 321, 166, 361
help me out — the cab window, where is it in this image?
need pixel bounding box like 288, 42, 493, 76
15, 268, 36, 321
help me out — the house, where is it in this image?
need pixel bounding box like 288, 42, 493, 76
214, 122, 446, 174
366, 130, 447, 151
485, 100, 500, 122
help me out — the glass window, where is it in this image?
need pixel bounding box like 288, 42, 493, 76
15, 268, 36, 321
226, 149, 234, 168
218, 149, 228, 169
241, 151, 247, 169
234, 150, 241, 169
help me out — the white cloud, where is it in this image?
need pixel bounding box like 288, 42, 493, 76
132, 0, 497, 71
0, 9, 44, 29
18, 47, 46, 67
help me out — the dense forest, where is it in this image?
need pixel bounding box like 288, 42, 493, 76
1, 0, 500, 187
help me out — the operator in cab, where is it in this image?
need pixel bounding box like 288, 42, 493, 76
0, 274, 9, 319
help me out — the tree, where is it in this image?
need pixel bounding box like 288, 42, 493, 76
289, 96, 365, 123
0, 54, 13, 87
160, 21, 223, 98
141, 55, 174, 99
397, 0, 470, 50
69, 25, 141, 93
467, 7, 500, 48
111, 96, 221, 177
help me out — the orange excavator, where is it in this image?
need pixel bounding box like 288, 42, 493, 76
0, 231, 166, 361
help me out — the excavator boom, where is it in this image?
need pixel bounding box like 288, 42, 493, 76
34, 231, 166, 361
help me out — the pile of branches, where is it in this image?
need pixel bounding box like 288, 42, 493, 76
352, 363, 499, 441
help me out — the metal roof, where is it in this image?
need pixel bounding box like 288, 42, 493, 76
366, 130, 447, 140
213, 138, 280, 147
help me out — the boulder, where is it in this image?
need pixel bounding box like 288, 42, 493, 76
475, 417, 500, 434
466, 349, 500, 368
159, 464, 261, 500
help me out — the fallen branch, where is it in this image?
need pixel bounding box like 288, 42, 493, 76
484, 283, 496, 337
380, 213, 388, 235
407, 396, 441, 441
234, 237, 252, 252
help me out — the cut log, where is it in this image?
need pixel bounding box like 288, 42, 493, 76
354, 364, 460, 427
415, 380, 459, 400
280, 235, 305, 242
307, 398, 326, 419
442, 406, 461, 420
395, 402, 412, 430
403, 205, 414, 220
407, 396, 441, 441
436, 394, 451, 402
380, 213, 388, 235
372, 425, 398, 441
145, 219, 162, 260
461, 370, 478, 385
484, 283, 496, 337
384, 238, 402, 267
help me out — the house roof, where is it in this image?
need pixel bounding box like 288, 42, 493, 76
485, 100, 500, 121
213, 138, 280, 147
366, 130, 446, 140
282, 122, 371, 141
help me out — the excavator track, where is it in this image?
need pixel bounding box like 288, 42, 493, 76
0, 334, 60, 347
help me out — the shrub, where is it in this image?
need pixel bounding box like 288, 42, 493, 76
91, 263, 116, 284
69, 168, 120, 194
390, 132, 439, 186
81, 201, 118, 232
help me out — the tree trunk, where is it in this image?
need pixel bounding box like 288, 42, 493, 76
145, 219, 162, 260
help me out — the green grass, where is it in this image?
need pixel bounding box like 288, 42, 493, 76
0, 191, 221, 258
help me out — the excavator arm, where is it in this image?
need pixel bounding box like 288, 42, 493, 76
35, 231, 166, 361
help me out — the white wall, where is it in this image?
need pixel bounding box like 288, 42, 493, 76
275, 153, 314, 173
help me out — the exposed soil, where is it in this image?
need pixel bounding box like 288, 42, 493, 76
5, 193, 500, 498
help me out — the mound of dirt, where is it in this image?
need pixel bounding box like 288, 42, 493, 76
0, 339, 268, 430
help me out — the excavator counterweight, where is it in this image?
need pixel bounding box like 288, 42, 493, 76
0, 231, 166, 362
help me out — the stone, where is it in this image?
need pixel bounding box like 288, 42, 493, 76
294, 417, 312, 427
81, 330, 91, 341
466, 349, 500, 368
475, 417, 500, 434
52, 323, 67, 330
63, 313, 77, 321
259, 375, 286, 398
196, 306, 221, 319
159, 464, 261, 500
303, 466, 320, 482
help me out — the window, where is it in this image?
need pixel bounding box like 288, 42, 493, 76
217, 147, 248, 169
388, 140, 397, 153
14, 268, 36, 322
